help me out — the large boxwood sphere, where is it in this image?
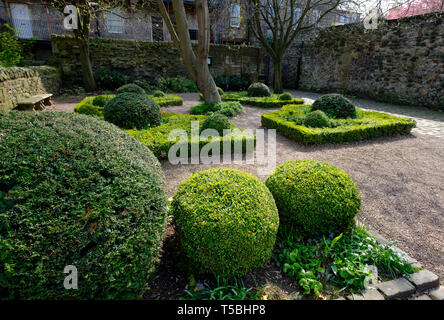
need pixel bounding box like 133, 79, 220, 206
0, 112, 168, 299
247, 82, 271, 97
311, 93, 356, 119
265, 160, 361, 237
104, 92, 161, 129
172, 169, 279, 276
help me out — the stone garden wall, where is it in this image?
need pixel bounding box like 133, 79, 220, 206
281, 12, 444, 109
0, 66, 61, 113
50, 35, 265, 85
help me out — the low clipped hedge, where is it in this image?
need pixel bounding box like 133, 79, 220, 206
127, 113, 256, 160
116, 83, 146, 95
0, 112, 168, 299
190, 101, 243, 117
261, 105, 416, 145
74, 94, 183, 118
223, 92, 304, 108
104, 93, 161, 129
265, 160, 361, 237
172, 168, 279, 276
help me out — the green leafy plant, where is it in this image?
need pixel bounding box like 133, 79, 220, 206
104, 92, 161, 129
190, 101, 243, 118
92, 95, 113, 108
312, 93, 356, 119
95, 67, 132, 90
153, 90, 165, 97
0, 112, 168, 299
116, 83, 146, 95
172, 168, 279, 277
277, 225, 416, 297
247, 82, 271, 97
304, 110, 330, 128
279, 92, 292, 101
75, 102, 103, 117
201, 112, 232, 136
0, 25, 22, 67
266, 160, 361, 237
156, 76, 198, 93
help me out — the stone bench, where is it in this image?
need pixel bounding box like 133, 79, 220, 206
16, 94, 53, 111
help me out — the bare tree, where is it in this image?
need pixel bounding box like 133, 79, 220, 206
249, 0, 354, 93
156, 0, 221, 103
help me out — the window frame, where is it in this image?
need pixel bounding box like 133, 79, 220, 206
106, 8, 124, 34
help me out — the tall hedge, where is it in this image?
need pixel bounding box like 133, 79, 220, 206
0, 112, 168, 299
172, 169, 279, 276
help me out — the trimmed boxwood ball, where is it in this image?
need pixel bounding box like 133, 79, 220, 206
312, 93, 356, 119
201, 112, 231, 136
265, 160, 361, 237
304, 110, 330, 128
0, 112, 168, 299
172, 168, 279, 276
153, 90, 165, 97
92, 95, 112, 107
104, 92, 161, 129
247, 82, 271, 97
279, 92, 292, 101
116, 83, 146, 95
217, 86, 224, 96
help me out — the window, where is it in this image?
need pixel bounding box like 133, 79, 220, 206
338, 14, 351, 24
106, 8, 123, 34
230, 3, 241, 28
189, 29, 198, 41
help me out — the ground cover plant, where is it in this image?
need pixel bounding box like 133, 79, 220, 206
261, 104, 416, 144
222, 91, 304, 108
0, 112, 168, 299
190, 101, 243, 117
172, 168, 279, 277
127, 113, 256, 160
74, 93, 183, 118
276, 224, 417, 297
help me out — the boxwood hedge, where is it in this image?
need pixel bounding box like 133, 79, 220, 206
127, 113, 256, 160
261, 105, 416, 145
172, 168, 279, 276
222, 91, 304, 108
0, 112, 168, 299
265, 160, 361, 237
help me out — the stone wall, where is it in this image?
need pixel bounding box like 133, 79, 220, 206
50, 35, 265, 85
0, 66, 61, 113
281, 12, 444, 109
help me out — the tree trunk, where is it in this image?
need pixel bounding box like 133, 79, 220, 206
196, 56, 220, 103
273, 59, 283, 94
78, 39, 96, 92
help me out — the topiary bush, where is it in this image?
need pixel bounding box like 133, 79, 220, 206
153, 90, 165, 97
116, 83, 146, 95
247, 82, 271, 97
104, 92, 161, 129
311, 93, 356, 119
92, 95, 112, 108
0, 112, 168, 299
217, 87, 224, 96
200, 112, 231, 136
304, 110, 330, 128
265, 160, 361, 237
172, 168, 279, 276
279, 92, 292, 101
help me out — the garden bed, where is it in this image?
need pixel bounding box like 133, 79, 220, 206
261, 104, 416, 145
127, 113, 256, 160
222, 92, 304, 108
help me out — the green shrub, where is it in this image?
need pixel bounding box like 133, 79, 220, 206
266, 160, 361, 237
304, 110, 330, 128
153, 90, 165, 97
214, 74, 250, 91
153, 94, 183, 107
95, 67, 132, 90
247, 82, 271, 97
217, 87, 224, 96
0, 24, 22, 67
312, 93, 356, 119
261, 104, 416, 145
190, 101, 243, 118
127, 113, 256, 160
92, 95, 113, 108
133, 79, 153, 93
104, 93, 161, 129
201, 112, 231, 136
116, 83, 146, 95
223, 91, 304, 108
156, 76, 198, 93
172, 168, 279, 276
0, 112, 168, 299
75, 102, 103, 117
279, 92, 292, 101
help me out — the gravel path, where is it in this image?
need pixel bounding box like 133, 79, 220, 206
50, 92, 444, 281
